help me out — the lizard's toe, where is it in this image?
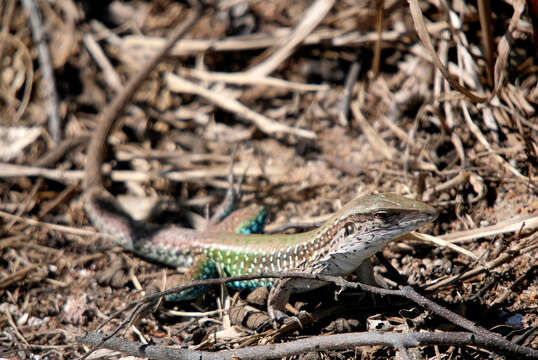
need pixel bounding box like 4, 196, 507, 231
270, 310, 308, 329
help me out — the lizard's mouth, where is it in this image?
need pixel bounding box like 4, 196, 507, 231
374, 207, 437, 226
393, 210, 437, 232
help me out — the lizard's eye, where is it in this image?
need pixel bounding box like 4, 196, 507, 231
344, 222, 355, 237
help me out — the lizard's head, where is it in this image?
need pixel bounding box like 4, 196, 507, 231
313, 193, 437, 273
331, 193, 437, 236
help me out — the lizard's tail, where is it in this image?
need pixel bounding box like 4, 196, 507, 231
83, 10, 199, 247
84, 186, 137, 251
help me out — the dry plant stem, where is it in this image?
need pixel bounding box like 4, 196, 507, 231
424, 232, 537, 291
410, 232, 477, 259
451, 132, 466, 168
21, 0, 61, 144
0, 33, 33, 123
0, 209, 101, 238
338, 62, 360, 126
407, 0, 487, 103
35, 135, 90, 167
439, 214, 538, 243
116, 148, 231, 163
477, 0, 494, 86
122, 21, 449, 56
83, 34, 122, 92
0, 163, 83, 181
323, 278, 516, 345
79, 331, 536, 360
397, 286, 493, 338
38, 184, 77, 217
179, 68, 328, 92
79, 301, 153, 360
77, 333, 482, 360
4, 178, 42, 231
352, 102, 438, 171
433, 38, 448, 108
372, 0, 384, 75
247, 0, 334, 77
397, 347, 411, 360
0, 161, 285, 186
492, 0, 525, 98
423, 171, 470, 201
351, 101, 396, 160
0, 0, 16, 60
460, 100, 533, 185
165, 73, 316, 139
0, 264, 39, 289
380, 114, 408, 141
86, 273, 536, 358
1, 303, 30, 346
85, 9, 200, 189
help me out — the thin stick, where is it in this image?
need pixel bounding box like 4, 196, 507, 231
0, 0, 16, 61
477, 0, 494, 86
78, 331, 538, 360
85, 8, 200, 189
179, 68, 328, 92
338, 62, 360, 126
460, 100, 532, 185
119, 21, 449, 55
407, 0, 487, 103
21, 0, 61, 144
247, 0, 334, 77
83, 33, 123, 92
372, 0, 384, 75
165, 73, 316, 139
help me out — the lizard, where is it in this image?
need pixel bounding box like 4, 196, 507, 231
85, 135, 437, 322
82, 14, 438, 322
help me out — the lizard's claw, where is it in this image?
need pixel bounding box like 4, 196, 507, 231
269, 309, 308, 329
283, 314, 304, 328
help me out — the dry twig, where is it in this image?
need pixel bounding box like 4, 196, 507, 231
21, 0, 61, 143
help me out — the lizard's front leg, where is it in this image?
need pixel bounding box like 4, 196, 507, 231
149, 255, 218, 302
267, 278, 294, 323
354, 258, 376, 286
267, 277, 327, 326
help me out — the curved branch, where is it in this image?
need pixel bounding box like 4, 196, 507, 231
78, 331, 538, 360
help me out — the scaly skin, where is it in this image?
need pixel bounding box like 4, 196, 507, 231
84, 185, 437, 318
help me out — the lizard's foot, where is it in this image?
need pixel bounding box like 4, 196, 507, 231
149, 273, 204, 303
269, 308, 311, 329
269, 308, 287, 329
268, 278, 295, 328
